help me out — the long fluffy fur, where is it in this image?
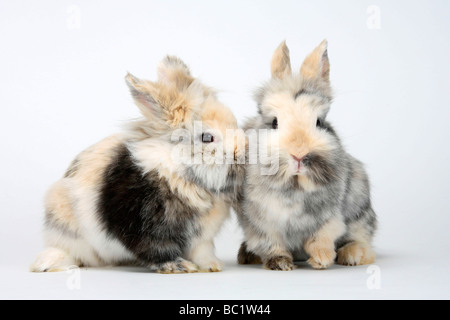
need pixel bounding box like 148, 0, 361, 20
236, 41, 377, 270
31, 56, 245, 273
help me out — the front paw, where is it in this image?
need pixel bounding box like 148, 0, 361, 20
156, 258, 199, 274
197, 258, 223, 273
337, 242, 376, 266
307, 247, 336, 269
263, 256, 295, 271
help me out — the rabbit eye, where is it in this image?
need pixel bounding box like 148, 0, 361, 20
272, 117, 278, 129
201, 133, 214, 143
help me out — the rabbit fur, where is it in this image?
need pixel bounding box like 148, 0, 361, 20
235, 41, 377, 270
30, 56, 245, 274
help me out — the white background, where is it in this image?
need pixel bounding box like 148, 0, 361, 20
0, 0, 449, 300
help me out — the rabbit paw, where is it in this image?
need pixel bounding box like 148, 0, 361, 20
156, 258, 199, 274
197, 258, 223, 273
237, 242, 262, 265
307, 247, 336, 269
264, 256, 295, 271
337, 242, 375, 266
30, 248, 79, 273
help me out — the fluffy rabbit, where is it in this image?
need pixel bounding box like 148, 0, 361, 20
30, 56, 245, 273
236, 41, 377, 270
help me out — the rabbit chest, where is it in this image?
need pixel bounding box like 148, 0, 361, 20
247, 185, 337, 244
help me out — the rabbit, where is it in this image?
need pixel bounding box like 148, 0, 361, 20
235, 40, 377, 270
30, 56, 246, 274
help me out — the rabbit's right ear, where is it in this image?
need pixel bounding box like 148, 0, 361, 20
271, 41, 292, 79
125, 73, 163, 120
157, 55, 193, 88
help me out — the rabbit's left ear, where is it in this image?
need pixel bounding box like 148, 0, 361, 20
157, 55, 193, 88
300, 40, 330, 84
271, 41, 292, 79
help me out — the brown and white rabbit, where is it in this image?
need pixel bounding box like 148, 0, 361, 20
30, 56, 245, 273
236, 41, 377, 270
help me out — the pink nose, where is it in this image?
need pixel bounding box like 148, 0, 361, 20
291, 155, 303, 163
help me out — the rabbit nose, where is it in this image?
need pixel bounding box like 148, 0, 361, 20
291, 154, 304, 163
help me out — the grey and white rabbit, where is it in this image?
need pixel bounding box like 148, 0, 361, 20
30, 56, 245, 273
236, 41, 377, 270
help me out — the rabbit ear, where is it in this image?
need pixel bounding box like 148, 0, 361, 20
125, 72, 163, 119
300, 40, 330, 83
157, 55, 193, 88
271, 41, 292, 79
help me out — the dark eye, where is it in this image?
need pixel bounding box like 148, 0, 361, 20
201, 133, 214, 143
272, 117, 278, 129
316, 119, 323, 128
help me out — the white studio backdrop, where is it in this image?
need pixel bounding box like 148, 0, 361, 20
0, 0, 449, 289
